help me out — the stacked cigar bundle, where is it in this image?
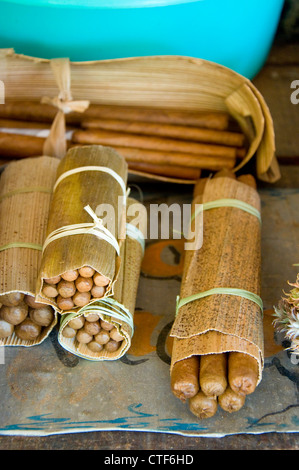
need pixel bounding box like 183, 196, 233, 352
170, 170, 263, 418
58, 197, 146, 361
0, 156, 59, 346
0, 101, 247, 183
41, 267, 110, 311
36, 145, 128, 314
0, 293, 55, 342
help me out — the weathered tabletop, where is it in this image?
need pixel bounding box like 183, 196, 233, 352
0, 40, 299, 451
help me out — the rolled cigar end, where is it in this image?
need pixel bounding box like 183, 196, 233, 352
68, 316, 85, 329
44, 275, 61, 285
42, 283, 59, 298
93, 273, 110, 287
76, 329, 93, 344
83, 320, 101, 336
62, 326, 77, 338
29, 306, 55, 327
100, 319, 114, 331
0, 292, 25, 307
214, 169, 236, 179
78, 266, 95, 278
75, 276, 93, 293
171, 357, 200, 402
57, 295, 74, 311
15, 318, 41, 341
25, 295, 46, 309
109, 326, 123, 342
87, 341, 104, 353
218, 386, 246, 413
91, 285, 105, 298
0, 318, 14, 338
199, 353, 227, 398
94, 330, 110, 345
73, 291, 91, 307
57, 280, 76, 298
189, 391, 218, 419
0, 302, 28, 325
104, 339, 121, 352
61, 270, 79, 282
85, 313, 100, 322
228, 352, 259, 396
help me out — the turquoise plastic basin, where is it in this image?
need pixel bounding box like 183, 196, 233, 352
0, 0, 284, 78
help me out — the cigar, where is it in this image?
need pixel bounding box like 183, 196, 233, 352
0, 132, 45, 158
128, 162, 201, 181
218, 386, 246, 413
228, 352, 259, 396
81, 118, 245, 147
199, 353, 228, 398
188, 390, 218, 419
71, 129, 238, 159
0, 102, 231, 130
171, 356, 200, 402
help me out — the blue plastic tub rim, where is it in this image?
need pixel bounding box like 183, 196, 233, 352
0, 0, 202, 8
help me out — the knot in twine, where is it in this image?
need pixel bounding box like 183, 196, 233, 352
41, 58, 90, 159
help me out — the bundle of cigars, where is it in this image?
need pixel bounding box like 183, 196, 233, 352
0, 144, 146, 362
170, 170, 263, 418
0, 156, 59, 346
0, 101, 248, 184
58, 197, 146, 360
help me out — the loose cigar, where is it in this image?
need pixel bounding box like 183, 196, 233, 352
76, 329, 93, 344
57, 280, 76, 299
80, 106, 230, 130
228, 352, 259, 396
171, 356, 200, 402
78, 266, 95, 278
72, 129, 238, 159
104, 339, 121, 352
29, 306, 54, 327
199, 353, 228, 398
128, 162, 201, 181
189, 390, 218, 419
0, 292, 25, 307
0, 132, 45, 158
61, 270, 79, 282
218, 386, 246, 413
0, 102, 230, 130
93, 273, 110, 287
81, 118, 245, 147
42, 283, 59, 298
68, 316, 85, 329
0, 303, 28, 325
105, 146, 236, 172
62, 326, 77, 338
83, 320, 101, 336
0, 318, 14, 338
87, 341, 104, 353
14, 318, 42, 341
75, 276, 93, 293
73, 291, 91, 307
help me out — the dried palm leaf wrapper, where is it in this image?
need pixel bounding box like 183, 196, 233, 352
0, 156, 60, 347
170, 173, 264, 398
36, 145, 128, 314
58, 197, 146, 360
0, 49, 279, 183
